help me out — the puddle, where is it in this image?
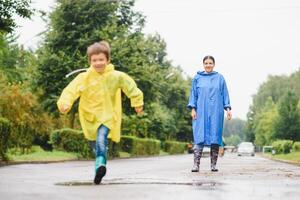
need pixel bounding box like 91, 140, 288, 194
55, 179, 222, 189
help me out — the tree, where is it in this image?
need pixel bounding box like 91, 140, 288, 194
224, 135, 242, 146
36, 0, 141, 119
0, 0, 33, 33
274, 90, 300, 141
223, 118, 246, 139
246, 69, 300, 143
254, 97, 278, 146
0, 33, 38, 84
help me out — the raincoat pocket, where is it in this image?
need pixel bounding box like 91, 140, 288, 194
83, 112, 95, 122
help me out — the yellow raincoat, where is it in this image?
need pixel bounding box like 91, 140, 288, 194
57, 64, 143, 143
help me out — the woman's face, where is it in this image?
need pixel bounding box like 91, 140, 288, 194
91, 53, 109, 73
203, 58, 214, 73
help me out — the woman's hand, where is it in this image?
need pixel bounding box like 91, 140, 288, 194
191, 108, 197, 120
135, 106, 144, 116
226, 109, 232, 120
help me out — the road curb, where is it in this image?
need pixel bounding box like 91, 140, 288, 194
259, 154, 300, 166
0, 153, 189, 167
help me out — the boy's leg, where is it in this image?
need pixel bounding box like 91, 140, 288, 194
94, 124, 109, 184
191, 143, 203, 172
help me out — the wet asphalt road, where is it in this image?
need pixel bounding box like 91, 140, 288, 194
0, 153, 300, 200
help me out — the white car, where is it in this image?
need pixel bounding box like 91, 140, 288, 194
237, 142, 255, 156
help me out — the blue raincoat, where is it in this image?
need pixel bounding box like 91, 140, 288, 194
188, 71, 231, 146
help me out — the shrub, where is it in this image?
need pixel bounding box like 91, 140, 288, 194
272, 140, 293, 154
107, 139, 120, 158
50, 128, 93, 158
120, 135, 161, 156
292, 141, 300, 152
0, 117, 11, 161
164, 140, 188, 154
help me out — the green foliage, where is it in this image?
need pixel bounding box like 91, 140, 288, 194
223, 118, 246, 139
254, 97, 278, 146
222, 117, 246, 146
247, 69, 300, 145
274, 91, 300, 141
0, 0, 34, 33
0, 33, 38, 83
0, 75, 54, 151
120, 135, 161, 156
262, 146, 273, 153
224, 135, 242, 146
272, 140, 293, 154
244, 107, 256, 143
122, 114, 151, 138
16, 122, 34, 154
7, 145, 80, 162
164, 140, 188, 154
107, 139, 121, 158
146, 103, 177, 140
292, 142, 300, 152
50, 128, 93, 158
0, 117, 11, 160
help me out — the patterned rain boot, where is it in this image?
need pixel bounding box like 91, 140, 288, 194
191, 147, 203, 172
210, 145, 219, 172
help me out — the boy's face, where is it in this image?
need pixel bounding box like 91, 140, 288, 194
90, 53, 109, 73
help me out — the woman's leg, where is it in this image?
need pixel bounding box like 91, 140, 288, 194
191, 143, 204, 172
94, 124, 109, 184
210, 144, 219, 172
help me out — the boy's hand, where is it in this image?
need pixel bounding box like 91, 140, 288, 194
60, 105, 70, 113
135, 106, 143, 115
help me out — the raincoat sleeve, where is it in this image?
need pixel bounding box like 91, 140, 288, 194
119, 72, 144, 107
222, 77, 231, 110
187, 77, 198, 109
57, 74, 83, 114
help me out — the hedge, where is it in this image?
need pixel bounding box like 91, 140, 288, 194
120, 135, 161, 156
50, 129, 191, 158
50, 128, 93, 158
0, 118, 11, 161
164, 140, 188, 154
272, 140, 293, 154
292, 141, 300, 152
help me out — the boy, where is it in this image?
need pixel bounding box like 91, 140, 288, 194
57, 41, 143, 184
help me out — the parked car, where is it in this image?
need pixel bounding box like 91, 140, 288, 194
202, 146, 210, 157
237, 142, 255, 156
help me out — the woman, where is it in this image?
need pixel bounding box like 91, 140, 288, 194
188, 55, 232, 172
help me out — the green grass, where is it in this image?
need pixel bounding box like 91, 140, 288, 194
263, 151, 300, 163
119, 151, 131, 158
4, 146, 186, 163
159, 150, 170, 156
7, 146, 80, 162
272, 151, 300, 162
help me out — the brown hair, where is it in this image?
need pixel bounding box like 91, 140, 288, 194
87, 41, 111, 62
203, 55, 215, 64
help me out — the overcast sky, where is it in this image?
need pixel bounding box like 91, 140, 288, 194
15, 0, 300, 119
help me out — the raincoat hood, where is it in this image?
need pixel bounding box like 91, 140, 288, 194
197, 71, 218, 76
88, 63, 115, 74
